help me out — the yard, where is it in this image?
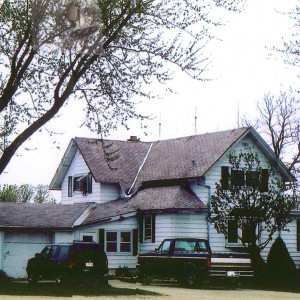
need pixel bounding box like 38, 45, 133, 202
0, 280, 299, 300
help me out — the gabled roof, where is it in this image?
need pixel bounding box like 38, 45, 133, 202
0, 203, 89, 229
49, 127, 295, 193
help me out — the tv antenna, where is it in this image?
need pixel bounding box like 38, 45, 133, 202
159, 112, 162, 140
194, 106, 198, 135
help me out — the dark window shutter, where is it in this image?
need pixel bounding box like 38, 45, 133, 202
231, 170, 245, 186
87, 172, 93, 194
151, 214, 156, 243
98, 229, 105, 252
68, 176, 73, 197
132, 229, 138, 256
139, 214, 143, 243
297, 220, 300, 252
260, 169, 269, 192
221, 167, 229, 190
227, 219, 238, 243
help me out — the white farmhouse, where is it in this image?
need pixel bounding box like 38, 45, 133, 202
0, 127, 298, 278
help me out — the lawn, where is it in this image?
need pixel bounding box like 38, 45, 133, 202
0, 281, 161, 298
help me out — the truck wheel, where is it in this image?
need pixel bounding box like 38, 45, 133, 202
186, 270, 196, 287
28, 273, 38, 284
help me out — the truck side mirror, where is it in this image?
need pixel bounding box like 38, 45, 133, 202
35, 253, 41, 259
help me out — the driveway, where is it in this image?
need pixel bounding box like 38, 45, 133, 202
0, 280, 299, 300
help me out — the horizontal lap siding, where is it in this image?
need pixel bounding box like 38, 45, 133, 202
100, 183, 120, 202
140, 213, 207, 254
62, 150, 101, 204
75, 217, 138, 270
204, 136, 282, 254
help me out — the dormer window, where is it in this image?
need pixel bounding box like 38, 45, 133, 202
68, 172, 93, 197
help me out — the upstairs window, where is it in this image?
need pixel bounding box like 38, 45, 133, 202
68, 172, 93, 197
221, 167, 269, 192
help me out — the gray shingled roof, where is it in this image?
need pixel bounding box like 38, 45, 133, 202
72, 128, 249, 192
137, 128, 249, 184
75, 138, 151, 192
129, 185, 206, 211
0, 203, 89, 229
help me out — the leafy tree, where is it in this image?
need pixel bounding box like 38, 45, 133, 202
210, 150, 296, 252
18, 184, 35, 203
33, 184, 56, 203
0, 0, 242, 174
0, 183, 56, 203
0, 184, 19, 202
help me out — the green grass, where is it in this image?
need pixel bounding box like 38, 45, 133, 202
0, 281, 161, 297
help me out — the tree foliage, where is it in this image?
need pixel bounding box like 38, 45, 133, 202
0, 184, 56, 203
0, 0, 243, 174
210, 150, 296, 252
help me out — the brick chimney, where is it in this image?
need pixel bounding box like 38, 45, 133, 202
127, 136, 139, 142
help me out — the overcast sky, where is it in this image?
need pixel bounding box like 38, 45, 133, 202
0, 0, 299, 192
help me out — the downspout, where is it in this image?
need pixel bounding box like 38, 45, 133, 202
201, 185, 211, 244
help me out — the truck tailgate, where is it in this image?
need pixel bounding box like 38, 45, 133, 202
209, 253, 253, 278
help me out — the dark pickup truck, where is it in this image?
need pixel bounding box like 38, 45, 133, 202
137, 238, 253, 287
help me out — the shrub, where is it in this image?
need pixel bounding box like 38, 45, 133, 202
266, 237, 296, 285
115, 265, 131, 277
0, 270, 10, 283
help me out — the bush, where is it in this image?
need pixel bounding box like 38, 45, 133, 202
0, 270, 10, 283
266, 237, 296, 285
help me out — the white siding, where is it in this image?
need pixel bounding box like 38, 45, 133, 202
54, 232, 74, 244
0, 231, 3, 270
195, 135, 288, 257
3, 232, 53, 278
140, 212, 208, 254
61, 150, 121, 204
100, 183, 120, 202
75, 216, 138, 271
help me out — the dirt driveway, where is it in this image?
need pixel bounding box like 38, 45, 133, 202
0, 280, 299, 300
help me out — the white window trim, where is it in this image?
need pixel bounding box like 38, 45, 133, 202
105, 230, 132, 254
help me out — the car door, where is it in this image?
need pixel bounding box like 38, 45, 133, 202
155, 240, 173, 278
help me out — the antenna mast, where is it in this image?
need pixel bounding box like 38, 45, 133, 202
195, 106, 198, 135
237, 101, 240, 128
159, 112, 162, 140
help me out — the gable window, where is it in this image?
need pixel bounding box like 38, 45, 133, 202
221, 167, 269, 192
105, 231, 132, 253
68, 172, 93, 196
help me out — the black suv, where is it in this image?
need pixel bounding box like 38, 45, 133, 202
26, 241, 108, 285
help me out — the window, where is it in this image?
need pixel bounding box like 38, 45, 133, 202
69, 173, 93, 196
58, 246, 70, 260
82, 235, 94, 242
106, 232, 117, 253
174, 240, 196, 252
221, 167, 269, 192
106, 231, 132, 253
144, 216, 152, 240
120, 232, 131, 253
297, 220, 300, 252
227, 219, 238, 244
231, 170, 245, 187
158, 240, 171, 254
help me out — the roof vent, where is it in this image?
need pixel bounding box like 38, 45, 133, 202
127, 136, 140, 142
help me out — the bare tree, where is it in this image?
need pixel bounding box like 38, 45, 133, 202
0, 0, 244, 175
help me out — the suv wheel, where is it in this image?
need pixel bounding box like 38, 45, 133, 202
56, 274, 64, 285
28, 273, 38, 284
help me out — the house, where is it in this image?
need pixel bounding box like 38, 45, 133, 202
0, 127, 298, 278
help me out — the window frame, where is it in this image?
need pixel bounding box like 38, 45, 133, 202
105, 230, 132, 254
143, 215, 152, 241
69, 172, 93, 196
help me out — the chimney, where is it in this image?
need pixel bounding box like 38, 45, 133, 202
127, 136, 139, 142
